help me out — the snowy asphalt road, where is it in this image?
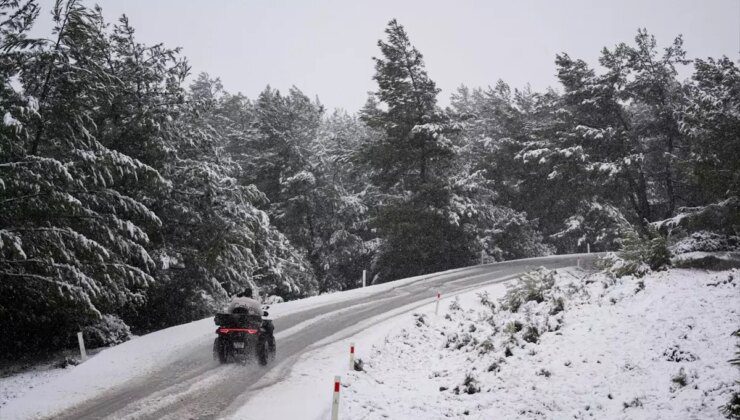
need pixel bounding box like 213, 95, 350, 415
53, 254, 599, 420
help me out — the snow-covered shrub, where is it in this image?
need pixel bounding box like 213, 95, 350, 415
549, 297, 564, 315
635, 280, 645, 293
478, 338, 495, 354
54, 357, 81, 369
82, 315, 132, 348
722, 330, 740, 419
477, 291, 496, 311
671, 231, 740, 254
445, 332, 474, 350
263, 295, 285, 305
663, 345, 698, 362
501, 267, 555, 311
670, 368, 689, 392
522, 325, 540, 343
414, 313, 427, 327
449, 298, 462, 312
600, 229, 670, 277
623, 397, 643, 409
504, 320, 524, 334
455, 373, 481, 395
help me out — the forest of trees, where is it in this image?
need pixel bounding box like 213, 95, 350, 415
1, 0, 738, 356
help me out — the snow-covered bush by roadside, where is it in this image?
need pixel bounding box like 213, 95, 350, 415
263, 295, 285, 305
600, 228, 671, 277
82, 315, 132, 349
500, 267, 556, 312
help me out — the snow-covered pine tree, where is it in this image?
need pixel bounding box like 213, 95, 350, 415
555, 30, 691, 227
306, 110, 375, 292
224, 85, 375, 293
135, 74, 318, 329
360, 19, 478, 282
0, 0, 166, 354
680, 56, 740, 203
449, 83, 561, 256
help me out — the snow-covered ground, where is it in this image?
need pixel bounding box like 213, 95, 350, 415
239, 267, 739, 419
0, 367, 67, 412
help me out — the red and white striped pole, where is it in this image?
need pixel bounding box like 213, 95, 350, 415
349, 342, 355, 370
331, 375, 341, 420
435, 291, 440, 315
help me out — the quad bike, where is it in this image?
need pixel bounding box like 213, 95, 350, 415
213, 306, 276, 365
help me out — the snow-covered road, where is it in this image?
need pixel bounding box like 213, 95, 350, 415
1, 254, 597, 420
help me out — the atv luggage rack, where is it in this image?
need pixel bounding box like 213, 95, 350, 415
214, 313, 261, 328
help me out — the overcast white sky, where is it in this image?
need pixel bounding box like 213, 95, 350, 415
34, 0, 740, 112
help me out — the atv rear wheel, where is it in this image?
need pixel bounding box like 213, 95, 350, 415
257, 338, 269, 366
214, 337, 228, 364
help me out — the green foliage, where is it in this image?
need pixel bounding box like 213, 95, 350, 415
82, 315, 132, 348
671, 367, 688, 388
606, 228, 671, 277
0, 0, 165, 354
360, 20, 478, 282
522, 325, 540, 343
501, 267, 556, 312
504, 320, 524, 334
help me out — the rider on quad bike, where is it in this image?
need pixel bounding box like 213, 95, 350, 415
228, 287, 276, 354
213, 286, 276, 365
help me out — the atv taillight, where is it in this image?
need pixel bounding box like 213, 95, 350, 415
216, 327, 258, 334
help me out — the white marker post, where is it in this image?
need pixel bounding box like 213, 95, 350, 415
77, 331, 88, 362
587, 243, 591, 254
434, 291, 440, 315
349, 342, 355, 370
331, 376, 341, 420
362, 270, 367, 288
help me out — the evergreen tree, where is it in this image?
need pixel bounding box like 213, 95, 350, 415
137, 74, 317, 329
681, 56, 740, 202
360, 20, 478, 282
555, 30, 691, 226
0, 0, 165, 353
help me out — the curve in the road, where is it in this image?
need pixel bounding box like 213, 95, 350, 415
53, 254, 599, 420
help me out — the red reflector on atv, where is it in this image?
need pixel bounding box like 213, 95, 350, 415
217, 327, 258, 334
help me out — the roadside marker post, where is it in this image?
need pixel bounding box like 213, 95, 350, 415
587, 243, 591, 254
77, 331, 88, 362
349, 342, 355, 370
331, 375, 341, 420
435, 291, 440, 315
362, 270, 367, 288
